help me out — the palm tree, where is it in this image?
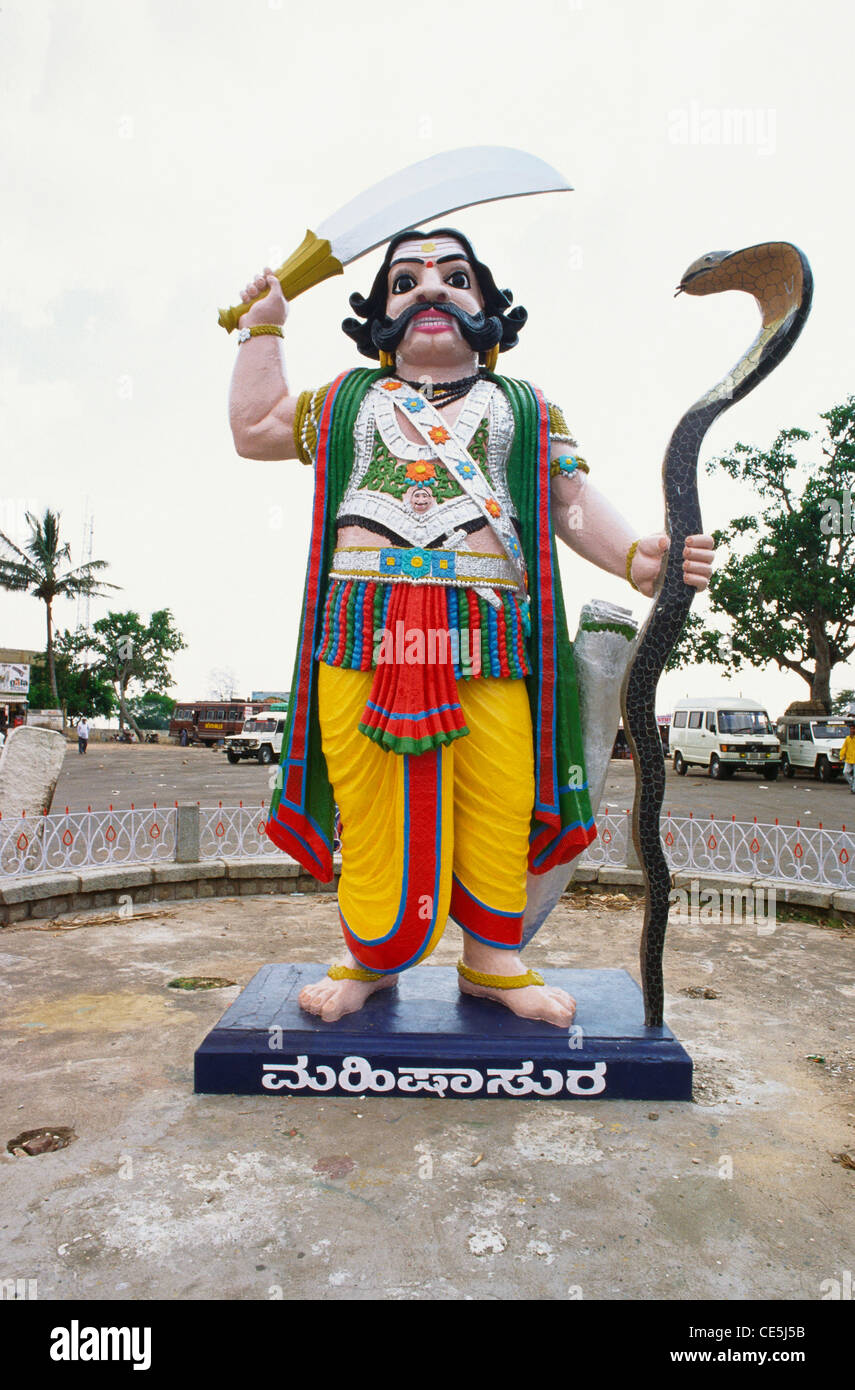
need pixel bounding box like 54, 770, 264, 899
0, 509, 119, 711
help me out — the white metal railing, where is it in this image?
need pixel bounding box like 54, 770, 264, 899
580, 807, 854, 889
580, 807, 632, 867
199, 802, 280, 860
0, 804, 176, 877
0, 802, 851, 890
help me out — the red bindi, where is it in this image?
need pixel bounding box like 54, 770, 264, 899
425, 260, 434, 267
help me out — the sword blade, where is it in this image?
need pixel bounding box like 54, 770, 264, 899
318, 145, 572, 266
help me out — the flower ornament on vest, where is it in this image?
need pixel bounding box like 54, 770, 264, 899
405, 459, 437, 484
403, 396, 426, 413
428, 425, 450, 445
484, 498, 501, 519
455, 460, 476, 480
381, 379, 402, 392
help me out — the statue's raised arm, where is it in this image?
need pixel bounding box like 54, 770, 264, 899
228, 270, 299, 460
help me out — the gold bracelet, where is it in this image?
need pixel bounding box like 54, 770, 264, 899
237, 324, 284, 344
626, 539, 640, 591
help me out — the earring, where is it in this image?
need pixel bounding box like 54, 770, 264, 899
485, 345, 499, 372
379, 350, 395, 370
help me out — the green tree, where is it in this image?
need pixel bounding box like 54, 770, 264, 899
68, 609, 186, 741
0, 509, 118, 711
832, 687, 855, 716
667, 398, 855, 712
128, 691, 176, 730
28, 632, 116, 720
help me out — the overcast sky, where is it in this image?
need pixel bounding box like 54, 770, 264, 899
2, 0, 854, 717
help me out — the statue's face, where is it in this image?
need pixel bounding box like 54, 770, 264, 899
385, 235, 484, 355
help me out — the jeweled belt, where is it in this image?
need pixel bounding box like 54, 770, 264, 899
329, 545, 519, 592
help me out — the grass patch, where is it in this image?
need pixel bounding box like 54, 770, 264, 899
167, 976, 236, 990
774, 904, 855, 933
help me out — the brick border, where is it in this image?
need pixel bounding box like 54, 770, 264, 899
0, 859, 341, 925
1, 859, 852, 926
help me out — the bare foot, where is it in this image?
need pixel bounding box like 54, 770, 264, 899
458, 945, 576, 1028
299, 959, 398, 1022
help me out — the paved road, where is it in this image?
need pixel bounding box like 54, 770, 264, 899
53, 743, 277, 816
51, 741, 855, 827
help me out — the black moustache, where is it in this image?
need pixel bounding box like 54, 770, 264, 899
371, 300, 503, 354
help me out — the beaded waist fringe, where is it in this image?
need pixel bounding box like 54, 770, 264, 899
316, 577, 532, 682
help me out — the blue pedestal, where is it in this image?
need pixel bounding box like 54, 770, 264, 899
194, 965, 692, 1100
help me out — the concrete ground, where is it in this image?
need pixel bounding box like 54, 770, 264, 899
1, 886, 853, 1301
53, 742, 855, 827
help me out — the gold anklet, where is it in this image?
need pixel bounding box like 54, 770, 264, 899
327, 963, 386, 983
457, 960, 545, 990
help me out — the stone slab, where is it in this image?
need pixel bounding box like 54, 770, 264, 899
596, 867, 644, 886
0, 725, 66, 817
831, 890, 855, 914
769, 883, 834, 909
194, 964, 692, 1101
152, 861, 227, 883
672, 871, 753, 892
0, 872, 80, 905
76, 865, 154, 892
225, 859, 301, 880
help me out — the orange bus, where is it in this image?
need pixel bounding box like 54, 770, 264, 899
169, 700, 278, 747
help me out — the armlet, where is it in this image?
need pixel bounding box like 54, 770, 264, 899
293, 382, 333, 466
550, 453, 589, 479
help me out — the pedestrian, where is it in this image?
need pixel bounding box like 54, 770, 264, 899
841, 723, 855, 793
76, 715, 90, 755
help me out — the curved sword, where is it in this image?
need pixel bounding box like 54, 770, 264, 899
217, 146, 571, 331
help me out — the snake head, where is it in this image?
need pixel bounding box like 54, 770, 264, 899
674, 250, 733, 296
675, 243, 811, 327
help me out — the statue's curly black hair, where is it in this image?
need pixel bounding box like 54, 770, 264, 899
341, 227, 528, 362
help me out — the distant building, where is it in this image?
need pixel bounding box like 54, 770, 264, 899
0, 647, 39, 725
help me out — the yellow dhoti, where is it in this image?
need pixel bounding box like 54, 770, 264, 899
318, 661, 535, 973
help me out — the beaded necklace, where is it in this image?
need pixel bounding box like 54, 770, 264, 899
395, 371, 483, 409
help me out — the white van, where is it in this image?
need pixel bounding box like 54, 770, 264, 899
224, 712, 287, 765
776, 716, 848, 781
670, 698, 780, 779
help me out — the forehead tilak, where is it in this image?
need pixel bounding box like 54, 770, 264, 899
390, 235, 470, 268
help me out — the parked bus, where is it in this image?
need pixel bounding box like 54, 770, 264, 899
169, 699, 285, 747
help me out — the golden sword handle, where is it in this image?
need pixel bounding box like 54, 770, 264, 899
217, 230, 344, 333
